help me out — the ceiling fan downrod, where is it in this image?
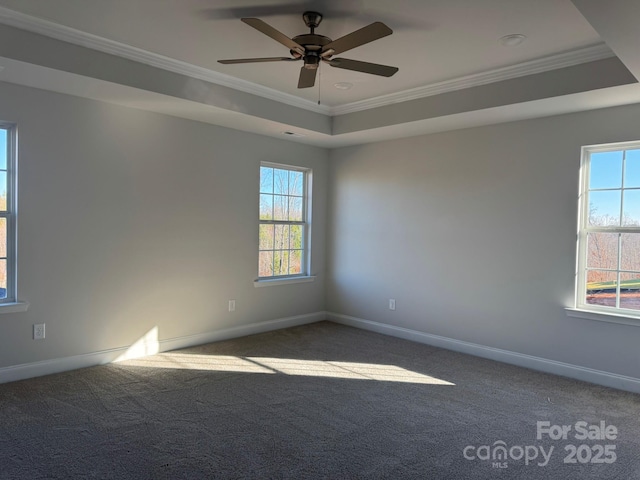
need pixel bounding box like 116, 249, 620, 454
302, 11, 322, 33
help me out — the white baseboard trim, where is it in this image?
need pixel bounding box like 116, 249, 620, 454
0, 346, 126, 386
0, 311, 326, 385
327, 312, 640, 394
158, 311, 325, 353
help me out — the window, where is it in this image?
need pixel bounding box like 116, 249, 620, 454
576, 141, 640, 316
0, 124, 16, 302
258, 163, 310, 279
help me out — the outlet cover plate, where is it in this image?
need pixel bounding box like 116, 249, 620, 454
33, 323, 45, 340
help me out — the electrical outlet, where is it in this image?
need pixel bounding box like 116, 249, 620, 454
389, 299, 396, 311
228, 300, 236, 312
33, 323, 45, 340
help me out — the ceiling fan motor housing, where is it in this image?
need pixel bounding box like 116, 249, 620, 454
291, 33, 332, 69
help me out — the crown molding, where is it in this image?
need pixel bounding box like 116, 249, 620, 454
0, 6, 615, 119
0, 6, 331, 115
330, 43, 615, 115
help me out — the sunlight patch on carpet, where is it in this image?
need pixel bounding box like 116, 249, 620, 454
120, 353, 276, 373
120, 353, 455, 385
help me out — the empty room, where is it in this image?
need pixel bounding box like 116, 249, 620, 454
1, 1, 639, 478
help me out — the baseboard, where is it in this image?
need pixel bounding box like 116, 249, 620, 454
0, 311, 326, 385
158, 311, 325, 352
327, 312, 640, 394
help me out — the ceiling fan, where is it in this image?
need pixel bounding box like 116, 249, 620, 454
218, 11, 398, 88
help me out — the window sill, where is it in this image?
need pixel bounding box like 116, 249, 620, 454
0, 301, 29, 314
254, 276, 316, 288
565, 307, 640, 327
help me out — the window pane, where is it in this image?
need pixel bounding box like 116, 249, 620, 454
274, 169, 288, 195
259, 251, 273, 277
624, 149, 640, 188
274, 225, 289, 250
619, 272, 640, 310
273, 195, 288, 220
586, 270, 617, 308
260, 167, 273, 194
622, 190, 640, 226
621, 233, 640, 271
260, 194, 273, 220
290, 225, 304, 250
289, 250, 302, 275
289, 197, 303, 221
590, 151, 622, 189
274, 250, 289, 276
0, 218, 6, 258
587, 232, 618, 270
289, 170, 303, 195
0, 130, 6, 170
0, 259, 6, 298
0, 171, 6, 211
259, 224, 274, 250
588, 190, 621, 226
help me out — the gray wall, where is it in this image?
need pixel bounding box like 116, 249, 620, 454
327, 104, 640, 378
0, 82, 328, 369
3, 77, 640, 382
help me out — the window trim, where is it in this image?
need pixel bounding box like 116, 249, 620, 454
256, 161, 313, 284
254, 275, 316, 288
565, 307, 640, 327
574, 140, 640, 323
0, 122, 17, 304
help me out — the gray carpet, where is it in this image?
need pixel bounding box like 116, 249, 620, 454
1, 321, 639, 479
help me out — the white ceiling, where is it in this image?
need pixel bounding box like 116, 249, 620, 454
0, 0, 638, 147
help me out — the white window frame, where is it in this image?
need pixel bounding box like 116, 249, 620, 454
255, 162, 314, 287
572, 140, 640, 324
0, 123, 18, 305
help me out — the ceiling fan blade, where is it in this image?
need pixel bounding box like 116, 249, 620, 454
219, 57, 298, 64
326, 58, 398, 77
321, 22, 392, 56
298, 67, 317, 88
241, 18, 305, 55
